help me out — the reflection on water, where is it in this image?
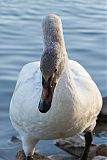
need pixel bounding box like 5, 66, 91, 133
0, 0, 107, 159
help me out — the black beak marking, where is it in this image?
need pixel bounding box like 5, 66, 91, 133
38, 76, 52, 113
38, 99, 52, 113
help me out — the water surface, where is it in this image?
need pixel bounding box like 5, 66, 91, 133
0, 0, 107, 159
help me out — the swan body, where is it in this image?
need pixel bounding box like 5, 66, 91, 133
9, 14, 102, 158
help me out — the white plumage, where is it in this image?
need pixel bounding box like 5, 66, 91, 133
10, 60, 102, 154
9, 14, 102, 158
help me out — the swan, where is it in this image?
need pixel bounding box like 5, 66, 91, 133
9, 14, 102, 160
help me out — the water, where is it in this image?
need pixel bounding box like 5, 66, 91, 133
0, 0, 107, 159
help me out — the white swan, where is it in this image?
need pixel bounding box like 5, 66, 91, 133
9, 14, 102, 160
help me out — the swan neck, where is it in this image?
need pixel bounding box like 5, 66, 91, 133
42, 15, 66, 52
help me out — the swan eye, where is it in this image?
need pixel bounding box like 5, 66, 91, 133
55, 69, 57, 73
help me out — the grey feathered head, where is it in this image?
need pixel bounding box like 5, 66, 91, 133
40, 14, 66, 81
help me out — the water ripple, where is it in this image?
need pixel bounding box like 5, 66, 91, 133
0, 0, 107, 156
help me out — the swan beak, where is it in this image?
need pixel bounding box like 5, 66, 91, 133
38, 83, 52, 113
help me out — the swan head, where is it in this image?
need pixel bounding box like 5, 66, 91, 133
38, 14, 67, 113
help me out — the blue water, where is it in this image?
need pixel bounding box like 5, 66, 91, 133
0, 0, 107, 159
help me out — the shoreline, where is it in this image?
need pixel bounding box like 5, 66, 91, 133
98, 96, 107, 122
